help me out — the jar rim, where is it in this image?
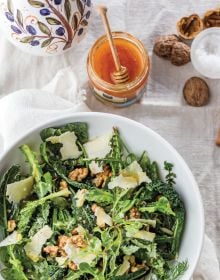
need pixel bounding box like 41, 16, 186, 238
87, 31, 150, 92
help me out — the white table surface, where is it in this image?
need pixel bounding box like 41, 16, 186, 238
0, 0, 220, 263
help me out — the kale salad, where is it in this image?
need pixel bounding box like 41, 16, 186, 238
0, 122, 188, 280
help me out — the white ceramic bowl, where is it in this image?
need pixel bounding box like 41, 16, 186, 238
0, 112, 204, 279
0, 0, 92, 56
191, 28, 220, 79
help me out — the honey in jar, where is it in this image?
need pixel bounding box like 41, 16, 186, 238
87, 32, 150, 107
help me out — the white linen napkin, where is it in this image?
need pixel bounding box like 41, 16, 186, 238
0, 67, 219, 280
0, 66, 90, 152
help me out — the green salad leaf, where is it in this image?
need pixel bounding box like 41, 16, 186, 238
86, 188, 114, 205
139, 196, 176, 216
40, 122, 89, 144
0, 165, 21, 238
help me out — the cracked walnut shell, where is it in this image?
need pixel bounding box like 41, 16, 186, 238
215, 128, 220, 147
153, 34, 180, 59
183, 77, 210, 107
170, 42, 191, 66
203, 9, 220, 28
177, 14, 203, 40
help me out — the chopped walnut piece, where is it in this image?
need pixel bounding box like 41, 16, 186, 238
57, 235, 71, 249
68, 167, 89, 182
59, 249, 68, 257
59, 180, 68, 190
43, 246, 59, 257
71, 227, 79, 235
71, 226, 83, 235
93, 165, 112, 188
68, 261, 78, 271
7, 220, 16, 232
129, 207, 140, 219
71, 234, 87, 248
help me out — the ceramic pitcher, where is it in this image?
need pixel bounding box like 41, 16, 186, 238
0, 0, 92, 56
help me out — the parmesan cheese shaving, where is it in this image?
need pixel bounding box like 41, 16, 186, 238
75, 189, 88, 208
94, 206, 113, 228
24, 225, 53, 262
133, 230, 155, 242
0, 231, 22, 247
6, 176, 34, 203
46, 131, 82, 160
83, 130, 113, 174
108, 161, 151, 190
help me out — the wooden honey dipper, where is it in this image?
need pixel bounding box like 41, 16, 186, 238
96, 5, 130, 84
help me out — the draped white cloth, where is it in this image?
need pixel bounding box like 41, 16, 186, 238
0, 67, 219, 279
0, 0, 220, 279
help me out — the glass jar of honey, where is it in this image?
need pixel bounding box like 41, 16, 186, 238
87, 32, 150, 107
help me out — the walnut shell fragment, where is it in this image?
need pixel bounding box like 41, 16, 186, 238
153, 34, 180, 59
177, 14, 203, 40
215, 128, 220, 147
183, 77, 210, 107
170, 42, 191, 66
203, 9, 220, 28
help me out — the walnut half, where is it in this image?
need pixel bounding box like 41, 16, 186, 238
177, 14, 203, 40
203, 9, 220, 28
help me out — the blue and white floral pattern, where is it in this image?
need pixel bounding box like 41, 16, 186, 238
1, 0, 92, 55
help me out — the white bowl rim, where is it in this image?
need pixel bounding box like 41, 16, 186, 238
191, 27, 220, 79
0, 111, 205, 279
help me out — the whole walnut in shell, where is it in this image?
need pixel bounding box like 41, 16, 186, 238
183, 77, 210, 107
153, 35, 180, 58
171, 42, 191, 66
